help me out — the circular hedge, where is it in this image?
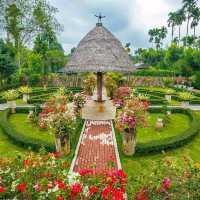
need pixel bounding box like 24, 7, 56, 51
135, 107, 200, 154
0, 107, 83, 152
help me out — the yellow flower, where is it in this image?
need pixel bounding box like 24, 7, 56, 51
194, 163, 200, 170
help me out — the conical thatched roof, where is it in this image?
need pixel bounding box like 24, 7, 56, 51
61, 23, 135, 73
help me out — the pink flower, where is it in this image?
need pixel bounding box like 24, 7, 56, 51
33, 183, 41, 191
162, 177, 171, 190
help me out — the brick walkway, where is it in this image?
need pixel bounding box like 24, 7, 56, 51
71, 120, 121, 173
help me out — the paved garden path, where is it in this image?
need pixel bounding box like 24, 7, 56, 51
70, 120, 121, 173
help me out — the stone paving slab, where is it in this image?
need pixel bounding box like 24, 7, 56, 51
71, 120, 121, 173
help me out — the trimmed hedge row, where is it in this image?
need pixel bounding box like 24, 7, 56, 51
0, 108, 55, 152
0, 107, 84, 153
135, 107, 200, 154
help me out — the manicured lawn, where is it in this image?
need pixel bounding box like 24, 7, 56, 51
8, 114, 54, 144
137, 113, 190, 143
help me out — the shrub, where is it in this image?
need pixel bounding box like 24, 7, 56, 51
2, 89, 19, 101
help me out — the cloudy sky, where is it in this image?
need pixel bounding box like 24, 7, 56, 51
51, 0, 194, 53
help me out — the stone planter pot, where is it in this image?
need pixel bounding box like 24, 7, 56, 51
22, 94, 30, 103
181, 101, 189, 107
55, 134, 70, 156
165, 95, 171, 102
156, 118, 163, 130
7, 100, 16, 113
122, 128, 136, 156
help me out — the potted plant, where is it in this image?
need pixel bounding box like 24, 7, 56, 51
73, 92, 87, 116
39, 95, 75, 155
19, 86, 32, 103
2, 90, 18, 113
116, 98, 149, 156
179, 92, 193, 107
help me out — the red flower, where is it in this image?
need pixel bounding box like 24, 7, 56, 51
111, 188, 124, 200
0, 186, 5, 193
17, 183, 27, 193
54, 180, 66, 190
23, 159, 30, 167
89, 186, 99, 196
57, 195, 64, 200
101, 185, 112, 199
79, 169, 93, 176
71, 183, 82, 197
162, 177, 171, 190
47, 182, 53, 189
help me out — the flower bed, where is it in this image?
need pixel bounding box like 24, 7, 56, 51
0, 153, 127, 200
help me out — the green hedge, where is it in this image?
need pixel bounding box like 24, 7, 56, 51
135, 108, 200, 154
0, 109, 55, 152
0, 108, 83, 153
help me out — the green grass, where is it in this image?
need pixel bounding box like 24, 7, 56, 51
8, 114, 54, 144
137, 113, 190, 143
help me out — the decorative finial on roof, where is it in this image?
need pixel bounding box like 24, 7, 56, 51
95, 13, 106, 26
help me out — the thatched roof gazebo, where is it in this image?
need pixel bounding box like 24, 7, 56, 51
61, 15, 136, 102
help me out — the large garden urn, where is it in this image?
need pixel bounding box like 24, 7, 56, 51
55, 134, 70, 156
122, 128, 136, 156
156, 118, 164, 130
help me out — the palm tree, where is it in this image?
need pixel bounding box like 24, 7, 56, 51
148, 26, 167, 49
168, 12, 177, 42
191, 6, 200, 37
175, 9, 186, 45
182, 0, 197, 36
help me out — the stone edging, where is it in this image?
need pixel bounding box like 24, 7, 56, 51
111, 120, 122, 170
69, 120, 86, 173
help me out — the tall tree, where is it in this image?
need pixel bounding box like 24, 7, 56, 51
168, 12, 177, 42
191, 6, 200, 37
0, 0, 62, 67
0, 39, 16, 85
175, 9, 186, 45
148, 26, 167, 49
182, 0, 197, 36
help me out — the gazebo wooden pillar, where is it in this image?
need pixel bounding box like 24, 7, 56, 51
97, 72, 103, 102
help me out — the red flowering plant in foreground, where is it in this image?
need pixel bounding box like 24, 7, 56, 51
0, 152, 127, 200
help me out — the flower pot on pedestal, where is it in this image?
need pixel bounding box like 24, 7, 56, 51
165, 95, 171, 102
122, 128, 136, 156
156, 118, 163, 130
7, 101, 16, 113
181, 101, 189, 108
23, 94, 29, 103
55, 134, 70, 156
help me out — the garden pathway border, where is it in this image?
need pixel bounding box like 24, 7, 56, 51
69, 120, 121, 174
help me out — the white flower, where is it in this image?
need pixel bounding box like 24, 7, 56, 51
67, 172, 80, 185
